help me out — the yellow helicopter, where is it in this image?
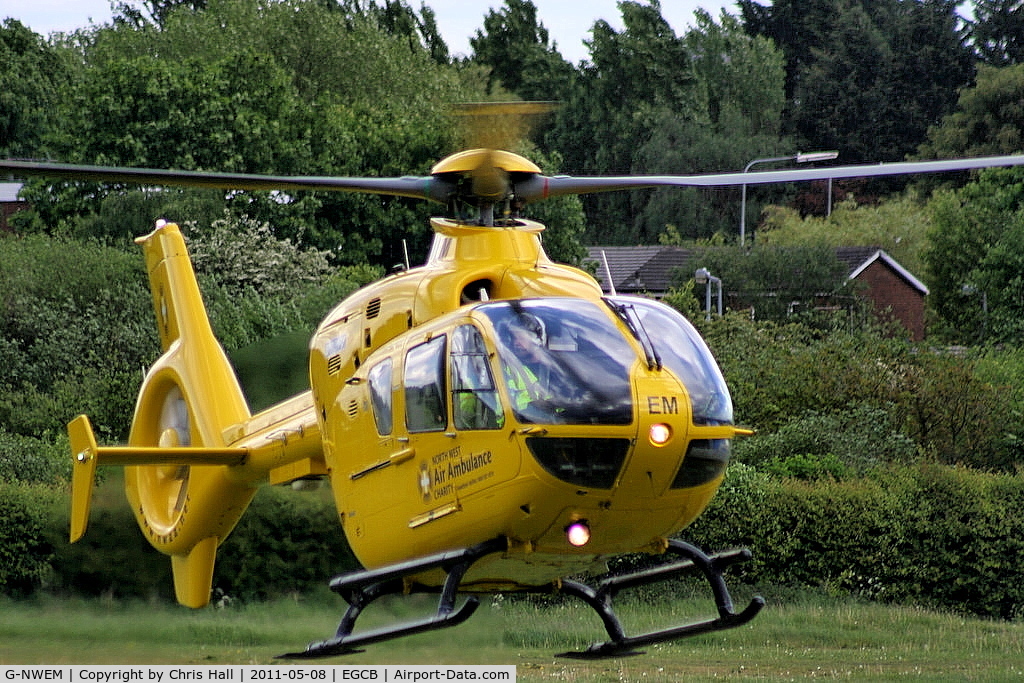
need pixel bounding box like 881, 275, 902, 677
4, 142, 1024, 659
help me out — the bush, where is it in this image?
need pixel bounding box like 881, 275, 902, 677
41, 478, 359, 603
0, 481, 62, 596
733, 403, 918, 476
0, 234, 157, 439
699, 313, 1022, 470
11, 458, 1024, 622
214, 484, 359, 602
45, 487, 174, 602
0, 428, 71, 484
686, 462, 1024, 619
698, 313, 910, 432
761, 452, 852, 480
891, 351, 1021, 469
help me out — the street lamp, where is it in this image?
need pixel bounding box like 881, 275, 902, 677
694, 267, 722, 321
740, 151, 839, 246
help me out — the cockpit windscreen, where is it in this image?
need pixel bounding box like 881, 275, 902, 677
480, 300, 634, 425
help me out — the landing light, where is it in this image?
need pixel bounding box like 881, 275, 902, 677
566, 521, 591, 547
649, 423, 673, 446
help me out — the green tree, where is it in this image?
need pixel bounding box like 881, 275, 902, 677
21, 48, 315, 243
924, 166, 1024, 343
549, 1, 700, 243
469, 0, 576, 101
540, 6, 792, 245
741, 0, 974, 164
636, 9, 790, 241
363, 0, 450, 64
737, 0, 835, 108
692, 244, 851, 321
685, 10, 785, 137
794, 2, 894, 162
23, 0, 478, 264
0, 234, 156, 439
756, 194, 933, 277
970, 0, 1024, 66
113, 0, 207, 28
918, 63, 1024, 160
0, 20, 70, 159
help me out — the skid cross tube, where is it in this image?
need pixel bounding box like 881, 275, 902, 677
279, 538, 506, 659
556, 540, 765, 659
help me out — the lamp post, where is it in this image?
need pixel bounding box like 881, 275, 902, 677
740, 151, 839, 246
694, 267, 722, 321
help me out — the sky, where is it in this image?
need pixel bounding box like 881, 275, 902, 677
3, 0, 732, 64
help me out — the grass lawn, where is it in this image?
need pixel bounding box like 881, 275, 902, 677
2, 588, 1023, 681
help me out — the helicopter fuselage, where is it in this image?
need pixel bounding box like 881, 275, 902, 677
304, 218, 739, 590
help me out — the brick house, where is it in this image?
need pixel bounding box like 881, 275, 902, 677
834, 247, 929, 341
0, 183, 27, 233
585, 245, 929, 340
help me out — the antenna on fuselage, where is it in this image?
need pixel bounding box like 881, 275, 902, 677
601, 250, 617, 296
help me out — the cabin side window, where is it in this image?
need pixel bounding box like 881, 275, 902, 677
404, 336, 447, 432
367, 358, 393, 436
451, 324, 505, 430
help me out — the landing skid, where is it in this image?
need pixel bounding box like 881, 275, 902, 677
556, 540, 765, 658
278, 538, 762, 659
278, 538, 507, 659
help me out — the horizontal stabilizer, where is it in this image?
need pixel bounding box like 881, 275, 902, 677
67, 414, 248, 542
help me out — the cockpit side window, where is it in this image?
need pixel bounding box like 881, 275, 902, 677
404, 336, 447, 432
450, 325, 505, 430
367, 358, 393, 435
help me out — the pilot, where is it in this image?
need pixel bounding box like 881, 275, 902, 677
500, 313, 562, 421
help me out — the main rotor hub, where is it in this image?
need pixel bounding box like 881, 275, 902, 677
432, 149, 543, 226
430, 149, 542, 176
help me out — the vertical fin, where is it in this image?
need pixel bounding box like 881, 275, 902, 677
172, 536, 220, 608
131, 220, 251, 443
68, 415, 100, 542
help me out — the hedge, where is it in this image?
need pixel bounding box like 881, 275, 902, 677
4, 463, 1024, 620
686, 462, 1024, 619
0, 481, 62, 596
214, 484, 360, 601
37, 480, 358, 603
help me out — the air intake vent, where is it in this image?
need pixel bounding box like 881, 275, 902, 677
327, 355, 343, 375
347, 400, 359, 419
525, 437, 630, 489
366, 298, 382, 319
671, 439, 730, 489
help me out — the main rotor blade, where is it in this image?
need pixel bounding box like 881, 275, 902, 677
516, 154, 1024, 202
8, 154, 1024, 206
0, 160, 446, 202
